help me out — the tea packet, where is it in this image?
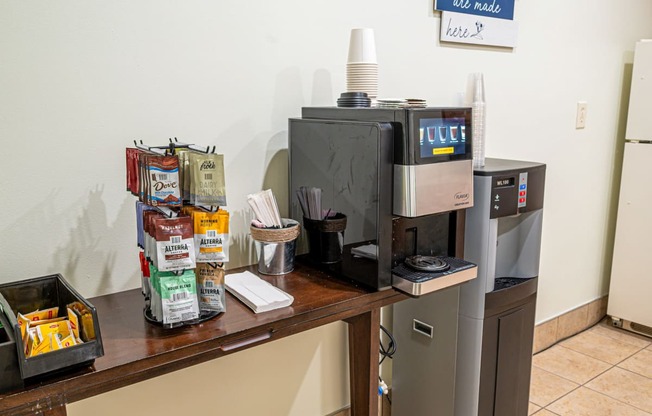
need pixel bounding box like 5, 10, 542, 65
196, 263, 226, 314
67, 301, 96, 342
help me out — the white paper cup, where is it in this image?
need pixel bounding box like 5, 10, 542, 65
347, 28, 377, 63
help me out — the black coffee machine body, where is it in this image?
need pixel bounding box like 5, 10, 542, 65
288, 107, 477, 295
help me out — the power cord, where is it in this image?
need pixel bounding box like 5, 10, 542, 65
378, 324, 396, 404
379, 324, 396, 365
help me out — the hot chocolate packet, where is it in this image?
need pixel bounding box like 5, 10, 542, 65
189, 153, 227, 206
196, 263, 226, 314
193, 209, 230, 263
154, 216, 196, 271
148, 155, 181, 207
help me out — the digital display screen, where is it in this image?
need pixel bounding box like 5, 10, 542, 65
496, 178, 515, 187
419, 117, 467, 158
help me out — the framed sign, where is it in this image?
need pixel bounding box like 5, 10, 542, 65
440, 11, 518, 48
435, 0, 515, 20
435, 0, 518, 48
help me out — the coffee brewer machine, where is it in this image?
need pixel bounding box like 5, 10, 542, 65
288, 107, 477, 294
455, 158, 546, 416
289, 106, 478, 416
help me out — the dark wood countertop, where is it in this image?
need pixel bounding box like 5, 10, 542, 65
0, 263, 406, 415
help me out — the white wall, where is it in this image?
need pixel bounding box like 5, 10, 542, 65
1, 1, 651, 414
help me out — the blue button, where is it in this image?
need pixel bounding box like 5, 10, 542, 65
519, 184, 526, 190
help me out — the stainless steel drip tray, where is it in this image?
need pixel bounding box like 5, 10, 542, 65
392, 256, 477, 296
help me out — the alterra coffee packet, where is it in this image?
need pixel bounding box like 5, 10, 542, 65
148, 155, 181, 207
154, 216, 196, 271
149, 267, 199, 326
189, 153, 227, 206
196, 263, 226, 314
193, 209, 229, 263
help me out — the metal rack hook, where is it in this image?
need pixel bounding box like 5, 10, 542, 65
171, 137, 211, 154
134, 139, 168, 156
196, 205, 220, 213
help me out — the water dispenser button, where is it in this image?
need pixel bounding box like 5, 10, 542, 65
518, 172, 528, 208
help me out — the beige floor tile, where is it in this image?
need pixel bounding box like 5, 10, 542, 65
532, 345, 611, 384
529, 366, 579, 407
591, 322, 652, 349
560, 328, 643, 364
586, 367, 652, 413
619, 348, 652, 378
535, 410, 560, 415
558, 305, 589, 340
534, 318, 558, 353
529, 402, 541, 415
547, 386, 650, 416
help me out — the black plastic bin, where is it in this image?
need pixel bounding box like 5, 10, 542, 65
0, 310, 23, 392
0, 274, 104, 382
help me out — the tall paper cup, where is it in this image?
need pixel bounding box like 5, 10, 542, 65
347, 28, 377, 63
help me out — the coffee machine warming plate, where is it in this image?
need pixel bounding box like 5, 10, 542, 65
392, 256, 477, 296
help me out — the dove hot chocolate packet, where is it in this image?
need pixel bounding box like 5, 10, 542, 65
148, 155, 181, 207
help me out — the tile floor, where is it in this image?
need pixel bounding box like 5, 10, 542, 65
529, 319, 652, 415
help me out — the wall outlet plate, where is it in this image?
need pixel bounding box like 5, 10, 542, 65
576, 101, 587, 129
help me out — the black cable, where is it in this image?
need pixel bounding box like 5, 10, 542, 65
379, 324, 396, 365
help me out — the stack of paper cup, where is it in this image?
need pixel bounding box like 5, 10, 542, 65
347, 28, 378, 101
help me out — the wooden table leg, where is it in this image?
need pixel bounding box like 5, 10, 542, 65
345, 308, 380, 416
41, 404, 67, 415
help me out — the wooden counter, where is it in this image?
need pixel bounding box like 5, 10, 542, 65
0, 263, 406, 416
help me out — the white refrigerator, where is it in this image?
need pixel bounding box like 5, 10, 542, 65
608, 39, 652, 337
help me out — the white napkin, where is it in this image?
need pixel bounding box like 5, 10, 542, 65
225, 271, 294, 313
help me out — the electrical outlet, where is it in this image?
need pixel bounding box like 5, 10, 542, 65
576, 102, 587, 129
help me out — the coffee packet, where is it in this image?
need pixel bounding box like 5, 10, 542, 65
196, 263, 226, 314
193, 209, 230, 263
154, 216, 196, 271
158, 269, 199, 325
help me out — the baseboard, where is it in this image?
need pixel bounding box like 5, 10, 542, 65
532, 295, 608, 354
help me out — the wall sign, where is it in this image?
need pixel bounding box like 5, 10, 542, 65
435, 0, 518, 48
440, 11, 518, 48
435, 0, 515, 20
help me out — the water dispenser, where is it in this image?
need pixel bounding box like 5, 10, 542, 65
455, 158, 546, 416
